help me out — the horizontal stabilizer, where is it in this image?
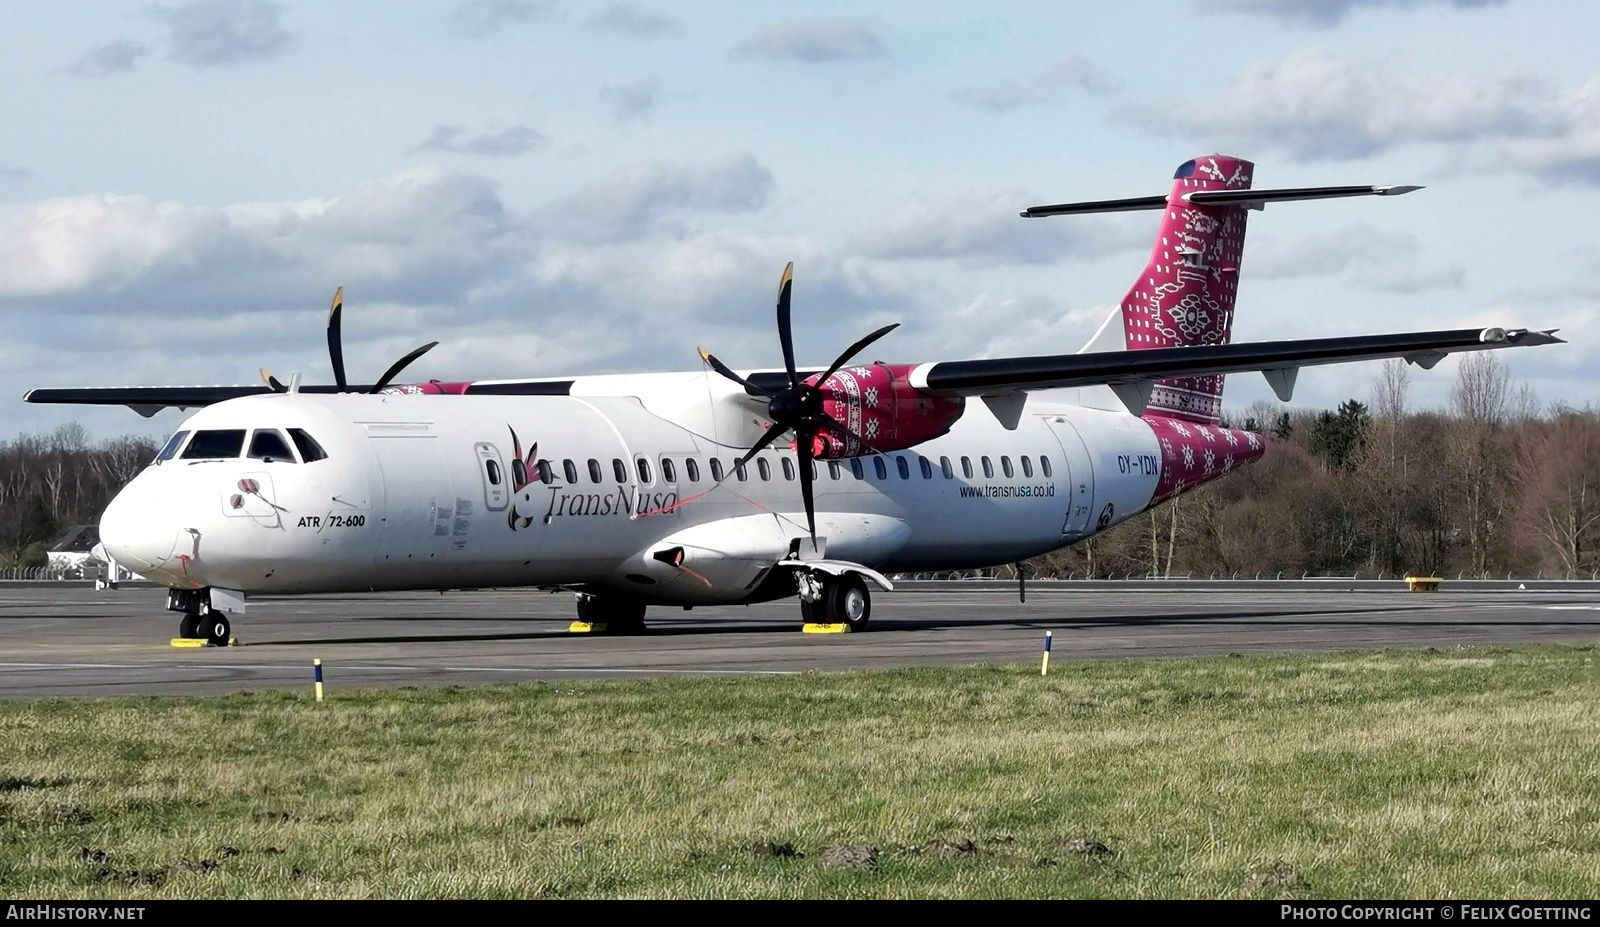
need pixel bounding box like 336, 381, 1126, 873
1022, 184, 1421, 218
908, 328, 1561, 396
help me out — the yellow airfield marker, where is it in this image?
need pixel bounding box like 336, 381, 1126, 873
170, 637, 237, 648
1041, 630, 1052, 676
802, 623, 851, 634
313, 659, 323, 702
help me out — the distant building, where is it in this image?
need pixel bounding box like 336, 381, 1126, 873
45, 525, 99, 576
46, 525, 141, 584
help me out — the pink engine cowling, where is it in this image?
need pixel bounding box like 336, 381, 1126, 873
801, 362, 965, 458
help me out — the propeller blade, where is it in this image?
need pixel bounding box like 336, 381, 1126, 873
326, 286, 347, 393
820, 323, 901, 384
737, 422, 789, 469
370, 342, 440, 394
776, 262, 796, 386
797, 430, 817, 544
259, 368, 286, 393
698, 347, 771, 396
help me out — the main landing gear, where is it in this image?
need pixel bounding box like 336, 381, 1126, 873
571, 593, 647, 635
167, 588, 234, 647
797, 571, 872, 631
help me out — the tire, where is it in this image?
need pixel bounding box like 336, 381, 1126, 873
179, 612, 202, 639
826, 574, 871, 631
202, 613, 231, 647
576, 595, 646, 634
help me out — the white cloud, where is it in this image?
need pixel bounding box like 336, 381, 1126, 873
600, 78, 662, 123
1196, 0, 1507, 27
1122, 47, 1574, 164
853, 189, 1149, 266
410, 124, 549, 157
67, 40, 148, 76
734, 19, 885, 63
0, 167, 526, 304
152, 0, 294, 68
539, 154, 775, 244
950, 57, 1119, 113
451, 0, 549, 37
1248, 223, 1464, 292
586, 4, 682, 37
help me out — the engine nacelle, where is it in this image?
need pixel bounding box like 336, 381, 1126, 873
803, 362, 965, 458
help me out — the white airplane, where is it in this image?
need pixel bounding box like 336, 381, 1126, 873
27, 155, 1561, 646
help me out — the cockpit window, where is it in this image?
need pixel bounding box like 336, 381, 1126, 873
180, 429, 246, 459
287, 428, 328, 463
248, 429, 297, 463
155, 430, 190, 463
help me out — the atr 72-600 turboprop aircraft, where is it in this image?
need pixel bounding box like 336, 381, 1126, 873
27, 155, 1563, 645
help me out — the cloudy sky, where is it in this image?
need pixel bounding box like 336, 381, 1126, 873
4, 0, 1597, 439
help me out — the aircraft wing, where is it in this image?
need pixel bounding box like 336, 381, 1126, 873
907, 326, 1562, 416
22, 379, 579, 416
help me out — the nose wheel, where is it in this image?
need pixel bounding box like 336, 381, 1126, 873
167, 588, 235, 646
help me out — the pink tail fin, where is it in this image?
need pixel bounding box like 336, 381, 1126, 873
1121, 155, 1254, 425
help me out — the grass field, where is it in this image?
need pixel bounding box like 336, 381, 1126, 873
2, 645, 1599, 899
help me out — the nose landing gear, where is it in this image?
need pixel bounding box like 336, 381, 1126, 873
167, 588, 237, 647
570, 593, 647, 635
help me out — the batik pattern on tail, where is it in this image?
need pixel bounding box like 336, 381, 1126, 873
1122, 155, 1253, 425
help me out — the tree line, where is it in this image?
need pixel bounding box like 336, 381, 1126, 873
0, 424, 157, 568
4, 352, 1598, 578
1040, 354, 1600, 579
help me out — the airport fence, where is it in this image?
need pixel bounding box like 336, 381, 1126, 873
894, 568, 1600, 582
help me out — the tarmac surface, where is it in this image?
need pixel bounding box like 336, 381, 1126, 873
2, 579, 1598, 697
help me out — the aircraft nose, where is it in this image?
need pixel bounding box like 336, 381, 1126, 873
99, 482, 177, 573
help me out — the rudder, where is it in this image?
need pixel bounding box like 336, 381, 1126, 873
1120, 155, 1253, 424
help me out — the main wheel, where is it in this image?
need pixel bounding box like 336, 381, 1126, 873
179, 612, 202, 639
824, 574, 871, 631
201, 613, 231, 647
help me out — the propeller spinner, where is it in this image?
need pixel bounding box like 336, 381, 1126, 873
262, 287, 439, 394
698, 263, 899, 542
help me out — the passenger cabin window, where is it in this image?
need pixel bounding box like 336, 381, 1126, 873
850, 458, 864, 480
182, 429, 246, 460
757, 458, 771, 481
982, 456, 994, 478
897, 456, 911, 480
686, 458, 701, 482
711, 459, 725, 481
662, 458, 677, 483
829, 461, 842, 480
782, 457, 796, 481
588, 459, 603, 483
155, 430, 190, 463
636, 457, 653, 484
734, 460, 747, 481
288, 429, 328, 463
536, 460, 554, 484
248, 429, 296, 463
940, 456, 953, 479
563, 459, 579, 484
613, 459, 627, 482
1001, 456, 1014, 478
874, 457, 888, 480
961, 456, 973, 479
486, 459, 503, 485
1021, 456, 1034, 478
919, 456, 933, 479
1040, 456, 1053, 478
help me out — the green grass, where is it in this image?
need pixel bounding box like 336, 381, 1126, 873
2, 645, 1599, 898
